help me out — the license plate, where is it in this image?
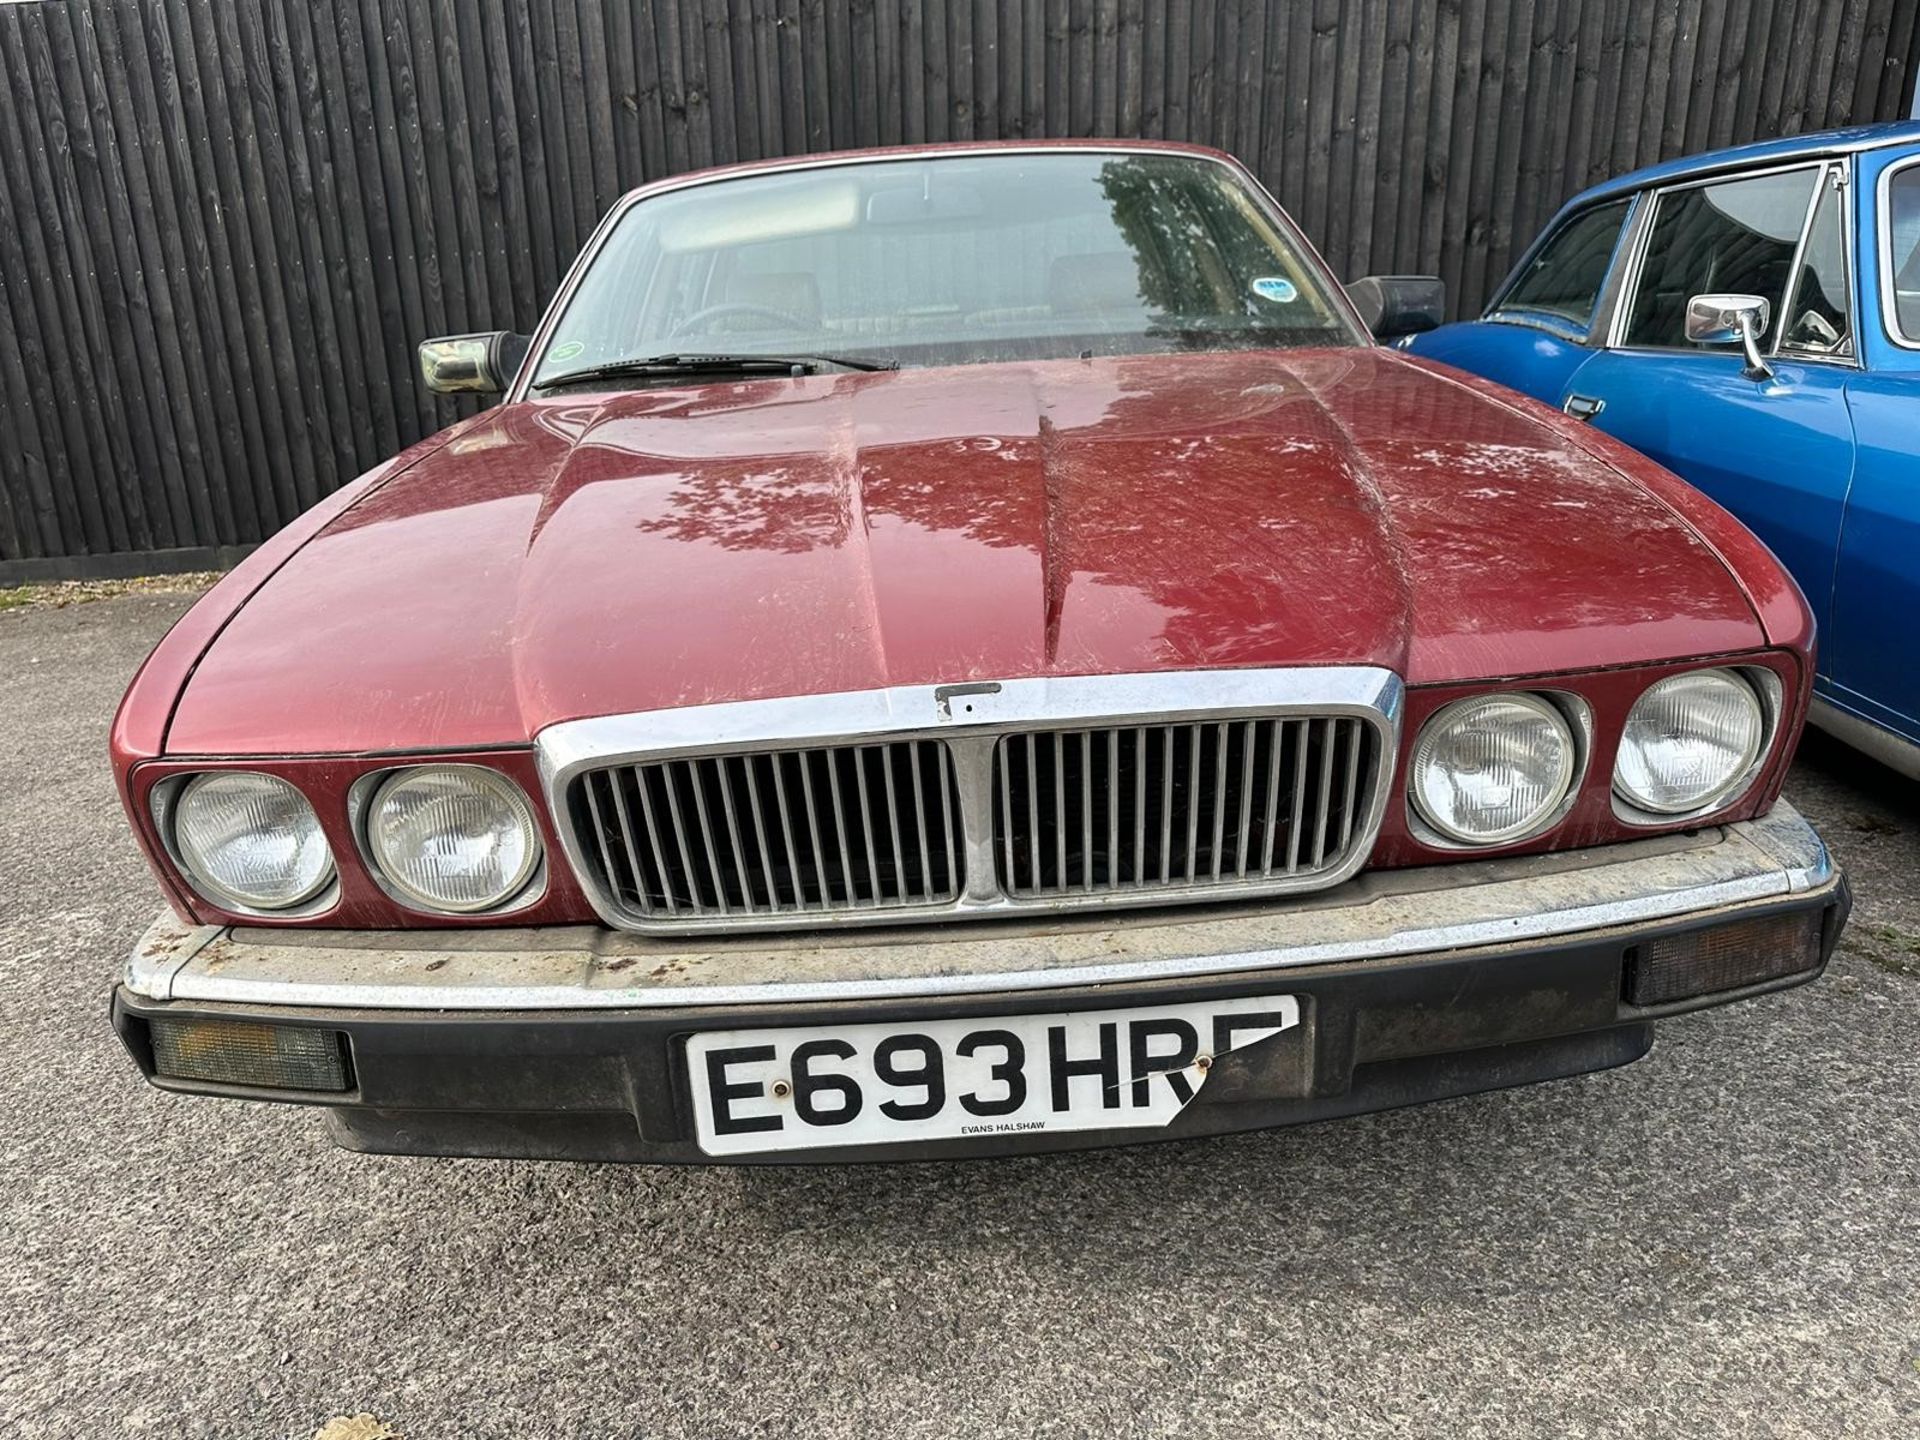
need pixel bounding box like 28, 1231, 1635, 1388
684, 994, 1301, 1157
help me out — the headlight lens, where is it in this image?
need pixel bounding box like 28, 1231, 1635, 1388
1411, 693, 1578, 845
1615, 670, 1765, 815
366, 766, 541, 912
172, 772, 334, 911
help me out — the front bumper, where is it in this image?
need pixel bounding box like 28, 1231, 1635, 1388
113, 801, 1847, 1164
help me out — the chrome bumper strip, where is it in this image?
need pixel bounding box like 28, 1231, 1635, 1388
123, 800, 1833, 1012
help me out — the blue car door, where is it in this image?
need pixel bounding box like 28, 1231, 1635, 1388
1822, 150, 1920, 743
1409, 197, 1636, 406
1829, 376, 1920, 740
1549, 163, 1855, 646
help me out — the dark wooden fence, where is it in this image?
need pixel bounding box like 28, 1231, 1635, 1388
3, 0, 1917, 580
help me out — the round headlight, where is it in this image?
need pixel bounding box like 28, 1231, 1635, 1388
1615, 670, 1765, 816
366, 766, 541, 913
172, 772, 334, 911
1411, 693, 1578, 845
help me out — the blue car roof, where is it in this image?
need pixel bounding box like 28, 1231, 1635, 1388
1567, 119, 1920, 209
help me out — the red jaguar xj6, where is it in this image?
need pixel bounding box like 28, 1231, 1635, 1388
111, 142, 1847, 1163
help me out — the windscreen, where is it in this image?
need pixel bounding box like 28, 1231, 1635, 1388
531, 151, 1357, 385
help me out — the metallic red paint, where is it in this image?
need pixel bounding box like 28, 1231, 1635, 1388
159, 349, 1776, 757
109, 419, 492, 919
112, 342, 1819, 930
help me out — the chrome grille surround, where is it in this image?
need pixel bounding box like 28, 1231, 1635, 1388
538, 668, 1403, 936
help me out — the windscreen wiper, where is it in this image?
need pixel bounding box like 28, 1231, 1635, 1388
533, 352, 898, 390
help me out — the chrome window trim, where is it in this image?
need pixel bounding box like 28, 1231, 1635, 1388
1876, 152, 1920, 351
1483, 195, 1639, 342
1587, 190, 1654, 344
1603, 185, 1660, 350
1775, 161, 1861, 365
1592, 343, 1863, 371
1607, 159, 1829, 354
507, 144, 1372, 403
1770, 164, 1831, 357
1478, 311, 1592, 341
536, 668, 1404, 936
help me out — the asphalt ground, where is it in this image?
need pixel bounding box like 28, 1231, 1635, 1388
3, 591, 1916, 1439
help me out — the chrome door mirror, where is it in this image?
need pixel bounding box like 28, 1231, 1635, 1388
418, 332, 531, 395
1685, 294, 1773, 380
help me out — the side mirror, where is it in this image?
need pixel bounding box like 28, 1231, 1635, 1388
1685, 293, 1773, 380
417, 332, 532, 395
1347, 275, 1445, 341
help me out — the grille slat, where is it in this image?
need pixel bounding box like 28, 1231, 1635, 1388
659, 767, 704, 908
1184, 725, 1202, 882
824, 752, 855, 905
1080, 733, 1095, 893
690, 761, 732, 914
911, 743, 935, 900
880, 750, 907, 901
1132, 725, 1147, 888
768, 754, 805, 908
574, 740, 963, 922
1025, 733, 1041, 891
1158, 726, 1174, 886
797, 753, 830, 905
1312, 718, 1337, 869
1339, 723, 1363, 851
935, 745, 956, 899
1053, 733, 1068, 889
1209, 721, 1229, 882
1259, 719, 1283, 875
1286, 720, 1309, 874
994, 714, 1377, 899
1235, 720, 1256, 879
853, 747, 882, 908
717, 759, 754, 911
741, 758, 781, 909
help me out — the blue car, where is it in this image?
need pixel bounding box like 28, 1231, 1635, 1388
1408, 121, 1920, 779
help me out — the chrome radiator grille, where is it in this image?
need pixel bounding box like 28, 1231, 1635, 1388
542, 669, 1402, 934
995, 717, 1376, 897
569, 740, 963, 921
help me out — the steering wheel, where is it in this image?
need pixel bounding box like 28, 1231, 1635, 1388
670, 302, 812, 337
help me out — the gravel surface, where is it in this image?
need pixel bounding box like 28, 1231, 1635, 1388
3, 594, 1916, 1439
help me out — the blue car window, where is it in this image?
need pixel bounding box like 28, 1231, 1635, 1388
1493, 199, 1631, 330
1624, 168, 1820, 350
1890, 165, 1920, 342
1781, 172, 1851, 357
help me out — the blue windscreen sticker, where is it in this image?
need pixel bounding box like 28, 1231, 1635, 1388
1251, 276, 1298, 303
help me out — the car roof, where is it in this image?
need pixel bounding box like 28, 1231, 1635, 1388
614, 139, 1242, 206
1567, 119, 1920, 209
